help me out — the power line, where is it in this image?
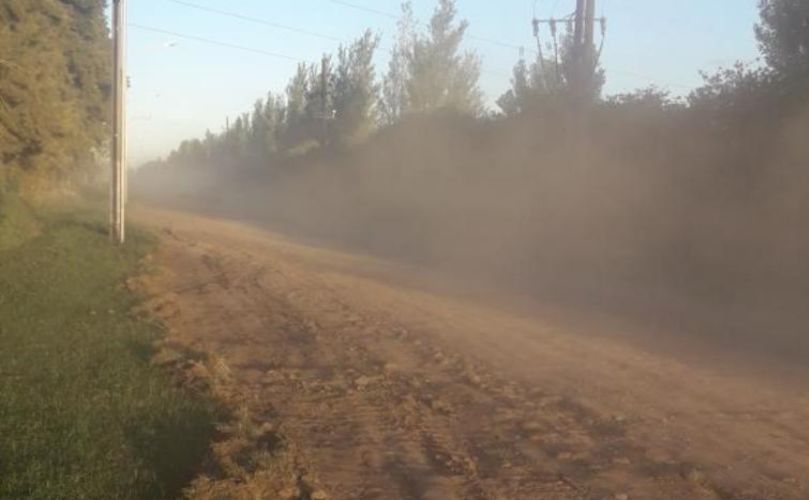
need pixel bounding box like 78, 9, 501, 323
167, 0, 347, 44
467, 34, 523, 51
163, 0, 513, 80
327, 0, 396, 19
324, 0, 527, 53
606, 66, 693, 90
151, 2, 685, 91
322, 1, 519, 77
608, 68, 693, 90
128, 23, 301, 62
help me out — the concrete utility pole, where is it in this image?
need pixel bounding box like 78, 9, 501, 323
572, 0, 592, 99
110, 0, 127, 244
584, 0, 597, 47
574, 0, 587, 49
533, 0, 604, 92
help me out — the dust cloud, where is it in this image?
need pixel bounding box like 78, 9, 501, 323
135, 103, 809, 366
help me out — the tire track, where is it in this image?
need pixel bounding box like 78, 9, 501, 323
134, 208, 809, 500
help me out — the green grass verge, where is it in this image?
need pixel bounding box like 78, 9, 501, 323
0, 203, 214, 499
0, 192, 40, 252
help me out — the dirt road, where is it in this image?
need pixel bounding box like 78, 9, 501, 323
134, 207, 809, 500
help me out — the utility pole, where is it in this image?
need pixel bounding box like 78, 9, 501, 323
533, 0, 604, 100
110, 0, 127, 244
574, 0, 586, 49
572, 0, 590, 100
584, 0, 597, 47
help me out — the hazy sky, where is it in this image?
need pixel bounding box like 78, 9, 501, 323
126, 0, 762, 165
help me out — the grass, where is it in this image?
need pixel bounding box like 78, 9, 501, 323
0, 191, 40, 252
0, 201, 215, 499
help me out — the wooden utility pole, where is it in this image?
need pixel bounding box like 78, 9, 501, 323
111, 0, 127, 244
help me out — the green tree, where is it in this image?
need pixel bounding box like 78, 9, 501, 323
249, 98, 270, 160
560, 29, 606, 102
332, 30, 381, 145
247, 93, 286, 162
263, 92, 286, 154
0, 0, 109, 191
304, 56, 334, 146
755, 0, 809, 82
498, 25, 604, 115
497, 58, 530, 116
284, 63, 312, 148
405, 0, 483, 116
380, 2, 416, 124
607, 86, 680, 111
497, 54, 567, 115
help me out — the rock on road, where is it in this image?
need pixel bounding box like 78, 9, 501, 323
134, 207, 809, 500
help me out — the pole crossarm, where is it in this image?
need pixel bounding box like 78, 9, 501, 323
531, 0, 606, 98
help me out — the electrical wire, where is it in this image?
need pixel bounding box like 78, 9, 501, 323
327, 0, 397, 19
162, 0, 513, 80
167, 0, 347, 44
151, 1, 687, 90
325, 0, 526, 52
551, 0, 563, 17
609, 68, 693, 90
128, 23, 301, 62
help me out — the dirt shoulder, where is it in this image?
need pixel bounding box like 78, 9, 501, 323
134, 206, 809, 500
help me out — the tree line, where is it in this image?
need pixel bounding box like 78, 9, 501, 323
162, 0, 808, 173
166, 0, 490, 169
0, 0, 805, 192
138, 0, 808, 329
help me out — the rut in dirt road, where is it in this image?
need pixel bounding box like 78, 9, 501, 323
145, 229, 582, 499
136, 208, 809, 500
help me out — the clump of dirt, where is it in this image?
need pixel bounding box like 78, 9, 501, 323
132, 256, 330, 500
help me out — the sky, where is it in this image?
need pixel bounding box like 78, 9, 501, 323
126, 0, 762, 165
